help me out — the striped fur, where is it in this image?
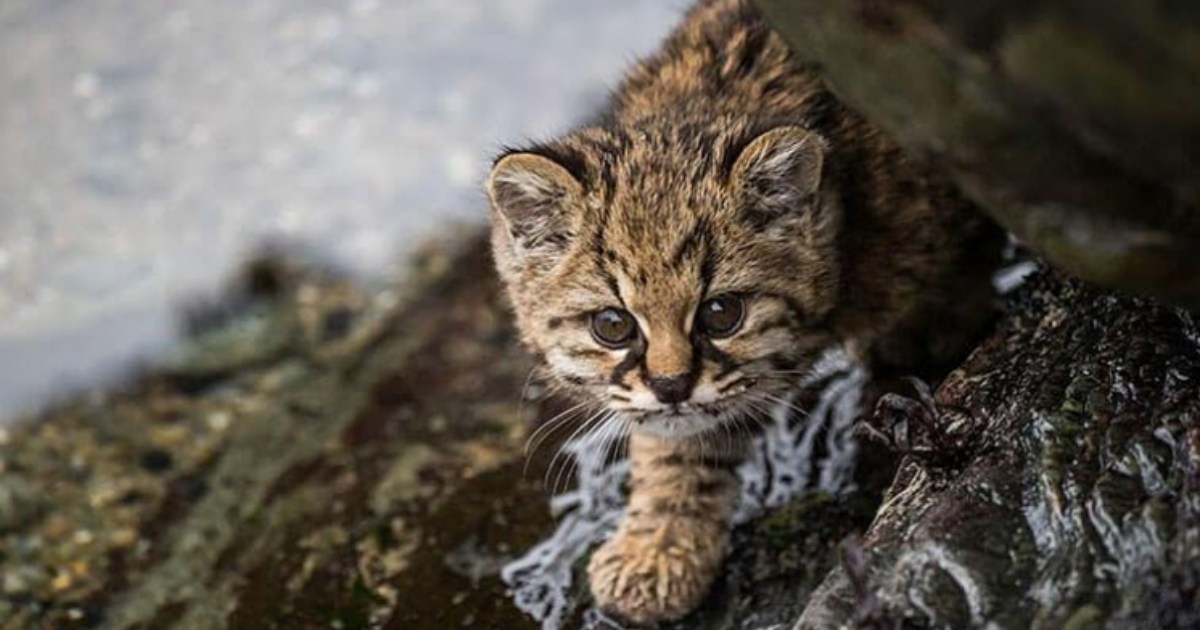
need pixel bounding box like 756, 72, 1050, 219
487, 0, 1002, 623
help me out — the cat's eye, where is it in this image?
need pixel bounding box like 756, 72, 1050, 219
697, 295, 744, 337
591, 308, 638, 348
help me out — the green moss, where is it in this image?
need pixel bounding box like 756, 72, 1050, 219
1061, 604, 1103, 630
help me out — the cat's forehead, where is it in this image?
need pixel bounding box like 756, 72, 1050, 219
587, 137, 741, 243
571, 119, 744, 198
542, 119, 791, 309
565, 213, 748, 318
600, 213, 717, 274
568, 248, 705, 323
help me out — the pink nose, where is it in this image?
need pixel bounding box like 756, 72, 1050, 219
646, 375, 693, 404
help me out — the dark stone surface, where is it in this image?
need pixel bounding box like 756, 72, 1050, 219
797, 270, 1200, 628
754, 0, 1200, 309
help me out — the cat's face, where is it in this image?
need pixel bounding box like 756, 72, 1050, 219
488, 123, 841, 438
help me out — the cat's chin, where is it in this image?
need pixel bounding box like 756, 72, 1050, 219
629, 410, 725, 440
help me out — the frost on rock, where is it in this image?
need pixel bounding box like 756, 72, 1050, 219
735, 349, 867, 523
500, 430, 630, 629
501, 349, 868, 630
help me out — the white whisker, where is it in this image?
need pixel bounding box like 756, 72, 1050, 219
547, 408, 611, 496
760, 392, 810, 418
525, 398, 596, 457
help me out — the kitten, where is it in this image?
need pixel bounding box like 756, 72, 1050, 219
487, 0, 1002, 623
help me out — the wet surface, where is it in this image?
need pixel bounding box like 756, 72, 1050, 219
798, 270, 1200, 628
0, 0, 682, 423
755, 0, 1200, 310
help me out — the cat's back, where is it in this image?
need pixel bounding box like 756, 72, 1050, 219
610, 0, 825, 123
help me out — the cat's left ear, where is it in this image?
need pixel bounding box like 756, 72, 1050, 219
730, 126, 827, 228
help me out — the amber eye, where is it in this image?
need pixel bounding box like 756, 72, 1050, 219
591, 308, 638, 348
697, 295, 744, 337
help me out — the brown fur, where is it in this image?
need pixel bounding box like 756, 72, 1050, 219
487, 0, 1002, 623
588, 434, 744, 624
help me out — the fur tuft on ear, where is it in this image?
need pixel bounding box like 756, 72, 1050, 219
731, 126, 826, 228
487, 152, 583, 257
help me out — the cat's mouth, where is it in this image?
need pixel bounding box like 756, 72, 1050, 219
603, 366, 804, 438
631, 409, 725, 439
617, 396, 758, 439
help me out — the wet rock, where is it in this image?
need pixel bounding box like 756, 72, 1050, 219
0, 234, 539, 629
795, 270, 1200, 627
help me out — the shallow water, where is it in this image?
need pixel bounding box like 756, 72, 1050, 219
0, 0, 682, 424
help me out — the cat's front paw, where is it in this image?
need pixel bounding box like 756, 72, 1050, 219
587, 521, 725, 625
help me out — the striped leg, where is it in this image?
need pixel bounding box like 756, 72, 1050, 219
587, 431, 746, 624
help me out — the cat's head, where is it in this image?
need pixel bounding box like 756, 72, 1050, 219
487, 122, 842, 438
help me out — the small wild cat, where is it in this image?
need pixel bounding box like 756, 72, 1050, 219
487, 0, 1002, 624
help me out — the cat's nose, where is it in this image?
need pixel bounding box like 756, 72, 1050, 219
646, 375, 694, 405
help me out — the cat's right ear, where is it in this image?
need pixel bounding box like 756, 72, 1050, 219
487, 152, 582, 259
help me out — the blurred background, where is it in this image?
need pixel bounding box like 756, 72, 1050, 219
0, 0, 684, 424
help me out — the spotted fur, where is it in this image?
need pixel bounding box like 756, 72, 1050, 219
487, 0, 1002, 623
